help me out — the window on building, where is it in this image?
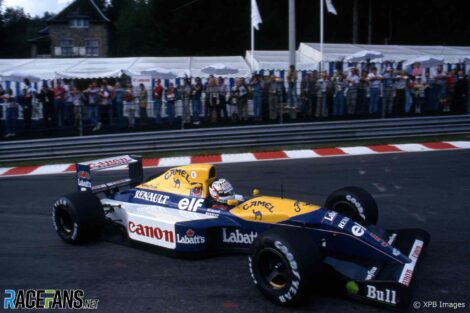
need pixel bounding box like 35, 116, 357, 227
60, 40, 74, 56
85, 40, 99, 57
69, 19, 89, 28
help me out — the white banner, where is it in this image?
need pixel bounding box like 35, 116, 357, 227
251, 0, 263, 30
325, 0, 337, 15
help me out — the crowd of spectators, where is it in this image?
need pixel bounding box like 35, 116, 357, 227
1, 63, 470, 138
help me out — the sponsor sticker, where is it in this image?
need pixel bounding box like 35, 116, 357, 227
190, 183, 203, 197
164, 168, 192, 183
365, 267, 378, 280
77, 171, 90, 180
176, 229, 205, 245
366, 285, 397, 305
127, 215, 176, 249
178, 198, 204, 212
323, 211, 338, 224
337, 216, 350, 229
205, 208, 220, 217
351, 223, 366, 237
88, 156, 134, 170
398, 239, 424, 286
242, 201, 274, 212
274, 241, 301, 303
222, 228, 257, 244
346, 194, 366, 220
134, 190, 169, 205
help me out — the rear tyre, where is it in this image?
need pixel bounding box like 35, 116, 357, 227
248, 228, 322, 306
52, 192, 105, 244
324, 186, 378, 225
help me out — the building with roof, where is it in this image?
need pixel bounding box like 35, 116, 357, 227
28, 0, 110, 58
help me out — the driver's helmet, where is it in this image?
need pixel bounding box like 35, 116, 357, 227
209, 178, 235, 204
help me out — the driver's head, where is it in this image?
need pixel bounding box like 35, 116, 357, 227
209, 178, 235, 204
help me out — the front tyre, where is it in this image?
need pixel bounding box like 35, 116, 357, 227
52, 192, 105, 244
248, 228, 322, 306
324, 186, 378, 225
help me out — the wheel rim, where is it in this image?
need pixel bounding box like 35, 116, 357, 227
332, 201, 362, 222
56, 208, 74, 234
258, 248, 290, 289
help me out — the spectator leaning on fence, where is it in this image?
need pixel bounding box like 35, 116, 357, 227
138, 83, 148, 128
123, 84, 136, 128
234, 78, 248, 121
2, 88, 17, 138
267, 74, 280, 121
191, 77, 203, 125
287, 65, 298, 109
381, 68, 395, 117
99, 80, 112, 129
454, 70, 468, 114
316, 71, 330, 118
113, 82, 125, 128
85, 82, 100, 131
71, 87, 84, 127
346, 68, 359, 116
153, 79, 164, 125
357, 71, 369, 116
250, 74, 263, 121
301, 71, 316, 119
206, 77, 219, 123
22, 78, 36, 133
218, 77, 228, 121
52, 81, 66, 128
63, 80, 73, 126
333, 73, 347, 116
166, 83, 177, 125
38, 83, 54, 132
368, 67, 382, 115
413, 75, 428, 114
394, 71, 407, 115
180, 77, 192, 124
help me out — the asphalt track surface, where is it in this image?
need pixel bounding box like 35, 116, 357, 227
1, 150, 469, 313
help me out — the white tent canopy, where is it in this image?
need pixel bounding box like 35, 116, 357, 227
0, 56, 250, 80
299, 43, 470, 64
344, 50, 383, 62
403, 56, 444, 68
1, 43, 470, 81
127, 57, 190, 78
201, 63, 238, 75
190, 56, 250, 78
245, 50, 318, 71
1, 71, 41, 82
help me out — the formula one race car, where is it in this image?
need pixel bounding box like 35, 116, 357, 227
52, 155, 430, 309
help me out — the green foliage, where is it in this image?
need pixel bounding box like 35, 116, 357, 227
0, 7, 45, 57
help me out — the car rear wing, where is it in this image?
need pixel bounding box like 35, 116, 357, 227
75, 155, 143, 193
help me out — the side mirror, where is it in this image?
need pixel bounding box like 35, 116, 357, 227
252, 188, 260, 197
227, 199, 239, 206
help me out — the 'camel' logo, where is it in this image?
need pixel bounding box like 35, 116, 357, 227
253, 209, 263, 220
173, 178, 181, 189
294, 200, 302, 212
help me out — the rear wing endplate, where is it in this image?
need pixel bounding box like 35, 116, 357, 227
75, 155, 143, 193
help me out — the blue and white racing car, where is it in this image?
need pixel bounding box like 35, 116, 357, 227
52, 155, 430, 309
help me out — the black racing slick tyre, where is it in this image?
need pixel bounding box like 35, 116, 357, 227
52, 192, 105, 244
248, 228, 322, 306
324, 186, 378, 225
